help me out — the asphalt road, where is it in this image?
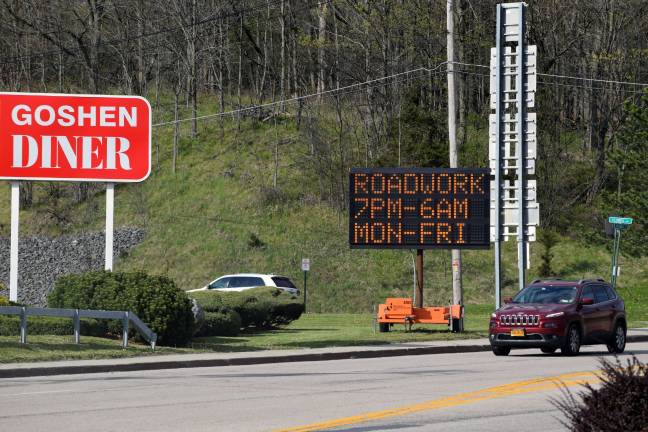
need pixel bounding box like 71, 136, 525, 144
2, 342, 648, 432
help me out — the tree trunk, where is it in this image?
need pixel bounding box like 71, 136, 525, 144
317, 2, 327, 101
173, 90, 179, 175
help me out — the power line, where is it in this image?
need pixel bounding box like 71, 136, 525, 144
152, 63, 448, 128
153, 58, 647, 130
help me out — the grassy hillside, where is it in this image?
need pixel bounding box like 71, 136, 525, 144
1, 101, 647, 322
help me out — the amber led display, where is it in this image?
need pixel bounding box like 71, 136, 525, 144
349, 168, 490, 249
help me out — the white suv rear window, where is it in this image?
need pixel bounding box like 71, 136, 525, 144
272, 277, 296, 288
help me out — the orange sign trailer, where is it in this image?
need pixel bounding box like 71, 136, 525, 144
377, 298, 463, 332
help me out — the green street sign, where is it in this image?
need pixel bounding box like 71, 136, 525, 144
608, 216, 633, 225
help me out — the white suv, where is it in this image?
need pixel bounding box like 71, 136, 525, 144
187, 273, 300, 296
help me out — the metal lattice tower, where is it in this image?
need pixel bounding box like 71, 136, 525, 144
489, 2, 539, 307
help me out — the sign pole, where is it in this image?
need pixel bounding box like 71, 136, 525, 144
607, 217, 632, 289
493, 4, 503, 309
303, 270, 307, 313
9, 182, 20, 302
301, 258, 310, 313
105, 183, 114, 271
611, 227, 621, 289
415, 249, 424, 308
515, 3, 527, 291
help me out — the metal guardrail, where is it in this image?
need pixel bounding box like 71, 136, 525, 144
0, 306, 157, 350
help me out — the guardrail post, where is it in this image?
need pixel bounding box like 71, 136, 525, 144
122, 311, 129, 349
74, 309, 81, 344
20, 306, 27, 344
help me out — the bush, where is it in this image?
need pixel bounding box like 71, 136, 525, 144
0, 295, 9, 306
0, 315, 105, 336
190, 287, 304, 330
555, 356, 648, 431
196, 309, 242, 337
49, 271, 194, 346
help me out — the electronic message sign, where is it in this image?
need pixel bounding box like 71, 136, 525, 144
349, 168, 490, 249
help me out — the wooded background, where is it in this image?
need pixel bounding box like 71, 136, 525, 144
0, 0, 646, 255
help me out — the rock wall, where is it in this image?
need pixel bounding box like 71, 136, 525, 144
0, 228, 145, 306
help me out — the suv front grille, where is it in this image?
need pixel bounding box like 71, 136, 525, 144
499, 314, 540, 327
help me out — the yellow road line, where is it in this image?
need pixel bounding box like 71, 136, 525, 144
273, 370, 600, 432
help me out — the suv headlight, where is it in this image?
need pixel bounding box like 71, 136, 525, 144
545, 312, 564, 318
491, 313, 497, 318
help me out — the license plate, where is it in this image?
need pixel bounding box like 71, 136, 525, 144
511, 329, 525, 337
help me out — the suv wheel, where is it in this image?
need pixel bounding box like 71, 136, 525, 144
492, 346, 511, 356
561, 324, 581, 356
607, 323, 626, 354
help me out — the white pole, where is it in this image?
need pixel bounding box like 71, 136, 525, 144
105, 183, 114, 271
447, 0, 463, 318
9, 182, 20, 302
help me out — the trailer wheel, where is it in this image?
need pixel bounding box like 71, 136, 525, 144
450, 318, 462, 333
379, 323, 390, 333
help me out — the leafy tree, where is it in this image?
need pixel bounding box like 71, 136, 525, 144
381, 84, 448, 168
538, 229, 559, 277
600, 90, 648, 256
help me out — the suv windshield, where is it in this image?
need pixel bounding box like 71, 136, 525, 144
512, 285, 578, 304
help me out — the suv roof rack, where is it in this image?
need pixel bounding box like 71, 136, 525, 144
577, 278, 607, 284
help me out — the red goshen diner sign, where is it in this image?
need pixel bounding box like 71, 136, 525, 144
0, 92, 151, 182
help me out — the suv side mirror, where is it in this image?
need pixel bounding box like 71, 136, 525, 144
580, 297, 594, 306
503, 297, 513, 304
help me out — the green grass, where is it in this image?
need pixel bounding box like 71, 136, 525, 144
3, 302, 646, 363
192, 305, 491, 351
0, 335, 195, 364
0, 308, 491, 362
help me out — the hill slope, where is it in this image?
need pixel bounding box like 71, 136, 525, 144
1, 110, 646, 319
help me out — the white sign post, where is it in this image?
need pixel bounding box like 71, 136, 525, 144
105, 183, 115, 271
9, 182, 20, 302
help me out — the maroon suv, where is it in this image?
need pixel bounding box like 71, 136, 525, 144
489, 279, 626, 356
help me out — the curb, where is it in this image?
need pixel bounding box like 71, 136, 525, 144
2, 335, 647, 379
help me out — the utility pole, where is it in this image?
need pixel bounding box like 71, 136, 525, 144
447, 0, 463, 329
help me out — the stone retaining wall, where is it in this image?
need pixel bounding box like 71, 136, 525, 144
0, 228, 145, 306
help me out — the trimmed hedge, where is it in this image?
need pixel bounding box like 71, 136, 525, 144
49, 271, 194, 346
196, 309, 242, 337
190, 287, 304, 329
0, 315, 105, 336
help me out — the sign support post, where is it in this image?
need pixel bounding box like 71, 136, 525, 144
608, 216, 632, 289
415, 249, 424, 308
515, 4, 527, 291
301, 258, 310, 313
303, 270, 307, 312
493, 4, 503, 309
105, 183, 115, 271
9, 182, 19, 302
